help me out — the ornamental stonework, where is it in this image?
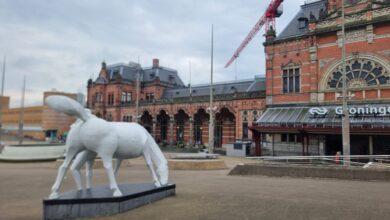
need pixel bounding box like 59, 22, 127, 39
327, 58, 390, 89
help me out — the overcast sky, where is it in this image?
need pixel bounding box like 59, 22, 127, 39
0, 0, 306, 107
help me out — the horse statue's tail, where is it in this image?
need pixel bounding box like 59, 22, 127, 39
45, 95, 90, 122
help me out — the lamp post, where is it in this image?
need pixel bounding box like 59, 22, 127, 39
208, 24, 215, 154
341, 0, 351, 166
0, 56, 5, 146
18, 76, 26, 145
135, 71, 140, 123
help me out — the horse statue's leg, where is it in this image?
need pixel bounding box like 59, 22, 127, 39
49, 146, 81, 199
143, 146, 162, 187
97, 137, 123, 197
100, 154, 123, 197
70, 150, 97, 190
85, 156, 96, 189
114, 159, 122, 178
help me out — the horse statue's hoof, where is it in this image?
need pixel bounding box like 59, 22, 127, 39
113, 189, 123, 197
154, 181, 162, 187
49, 192, 59, 199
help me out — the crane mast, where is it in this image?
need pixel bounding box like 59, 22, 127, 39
225, 0, 284, 68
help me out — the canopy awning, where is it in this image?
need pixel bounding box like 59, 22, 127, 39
252, 105, 390, 134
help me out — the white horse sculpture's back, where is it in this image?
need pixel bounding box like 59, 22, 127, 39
46, 95, 168, 199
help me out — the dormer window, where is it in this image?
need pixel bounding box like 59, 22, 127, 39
298, 17, 308, 29
112, 70, 120, 79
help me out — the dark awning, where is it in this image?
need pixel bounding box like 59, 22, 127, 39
252, 105, 390, 134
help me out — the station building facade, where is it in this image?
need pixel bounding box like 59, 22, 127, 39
252, 0, 390, 156
87, 59, 265, 149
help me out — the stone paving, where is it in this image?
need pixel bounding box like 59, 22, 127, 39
1, 156, 390, 220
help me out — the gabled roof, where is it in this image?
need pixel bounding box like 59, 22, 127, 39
161, 76, 265, 99
277, 0, 327, 40
143, 67, 185, 86
93, 62, 185, 87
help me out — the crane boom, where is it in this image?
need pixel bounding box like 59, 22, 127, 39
225, 0, 283, 68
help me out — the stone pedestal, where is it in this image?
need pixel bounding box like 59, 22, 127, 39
43, 183, 175, 220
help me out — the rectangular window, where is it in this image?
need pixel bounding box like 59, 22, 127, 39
289, 134, 295, 143
283, 70, 288, 93
282, 67, 300, 94
121, 92, 126, 102
281, 133, 301, 143
242, 122, 248, 139
122, 115, 132, 122
146, 93, 155, 101
126, 93, 132, 102
95, 93, 103, 103
121, 92, 132, 103
281, 133, 287, 142
107, 93, 114, 105
294, 68, 300, 92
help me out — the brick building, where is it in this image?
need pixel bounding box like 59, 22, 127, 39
252, 0, 390, 156
87, 59, 266, 149
1, 91, 81, 140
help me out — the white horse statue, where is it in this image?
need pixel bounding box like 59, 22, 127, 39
65, 114, 124, 192
46, 95, 168, 199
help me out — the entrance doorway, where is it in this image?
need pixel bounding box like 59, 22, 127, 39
326, 134, 369, 156
325, 135, 342, 156
350, 135, 369, 155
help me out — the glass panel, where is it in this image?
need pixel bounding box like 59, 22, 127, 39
281, 134, 287, 142
351, 61, 361, 70
366, 74, 374, 82
295, 75, 300, 92
288, 134, 295, 143
353, 70, 360, 79
121, 92, 126, 102
242, 122, 248, 139
127, 93, 132, 102
363, 62, 372, 71
283, 76, 288, 93
378, 76, 387, 84
372, 67, 382, 76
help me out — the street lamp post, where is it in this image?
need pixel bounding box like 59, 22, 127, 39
208, 24, 215, 154
135, 71, 140, 123
18, 76, 26, 145
341, 0, 351, 166
0, 56, 5, 146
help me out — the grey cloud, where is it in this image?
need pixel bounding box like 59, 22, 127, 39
0, 0, 305, 107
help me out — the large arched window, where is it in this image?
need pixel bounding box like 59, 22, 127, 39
327, 58, 390, 89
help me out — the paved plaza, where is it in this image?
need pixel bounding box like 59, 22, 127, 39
1, 157, 390, 220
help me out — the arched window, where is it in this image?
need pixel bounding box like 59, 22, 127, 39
327, 59, 390, 89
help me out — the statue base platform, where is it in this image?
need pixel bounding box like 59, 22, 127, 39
43, 183, 175, 220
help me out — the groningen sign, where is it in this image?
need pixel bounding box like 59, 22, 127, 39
309, 105, 390, 116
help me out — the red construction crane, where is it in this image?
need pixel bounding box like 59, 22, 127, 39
225, 0, 284, 68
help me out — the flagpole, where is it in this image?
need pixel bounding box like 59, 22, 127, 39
1, 56, 5, 96
0, 56, 6, 146
18, 76, 26, 145
208, 24, 215, 154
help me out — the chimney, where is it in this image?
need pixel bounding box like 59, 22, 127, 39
152, 59, 159, 68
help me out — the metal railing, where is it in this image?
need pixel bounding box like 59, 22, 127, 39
246, 155, 390, 168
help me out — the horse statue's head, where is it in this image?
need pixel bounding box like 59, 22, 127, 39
157, 164, 169, 186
